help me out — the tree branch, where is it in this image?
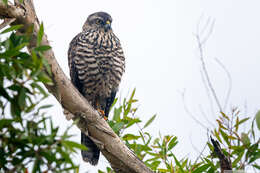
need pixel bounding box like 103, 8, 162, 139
210, 136, 232, 173
0, 1, 153, 172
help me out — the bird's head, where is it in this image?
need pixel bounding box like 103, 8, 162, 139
83, 12, 113, 32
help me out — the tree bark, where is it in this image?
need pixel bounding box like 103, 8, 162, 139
210, 136, 232, 173
0, 1, 153, 172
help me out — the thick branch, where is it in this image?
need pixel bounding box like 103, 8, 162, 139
0, 1, 153, 172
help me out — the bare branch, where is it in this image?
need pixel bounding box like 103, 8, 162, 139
214, 58, 232, 111
198, 104, 216, 128
181, 90, 209, 130
200, 69, 216, 118
195, 18, 223, 112
0, 18, 15, 30
0, 1, 153, 172
189, 134, 207, 164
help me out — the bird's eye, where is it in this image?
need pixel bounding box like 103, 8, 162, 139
96, 19, 102, 25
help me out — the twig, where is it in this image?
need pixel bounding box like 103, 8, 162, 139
181, 90, 209, 130
199, 104, 216, 128
200, 69, 216, 118
195, 19, 223, 112
189, 133, 207, 164
214, 58, 232, 111
0, 18, 16, 30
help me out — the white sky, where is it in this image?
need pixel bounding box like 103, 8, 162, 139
34, 0, 260, 172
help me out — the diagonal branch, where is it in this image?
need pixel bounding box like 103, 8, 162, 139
0, 1, 153, 172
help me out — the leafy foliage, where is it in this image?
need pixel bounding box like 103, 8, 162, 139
99, 90, 260, 173
0, 25, 81, 172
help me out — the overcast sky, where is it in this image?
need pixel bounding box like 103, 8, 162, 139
34, 0, 260, 172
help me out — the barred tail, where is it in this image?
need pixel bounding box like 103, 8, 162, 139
81, 132, 100, 165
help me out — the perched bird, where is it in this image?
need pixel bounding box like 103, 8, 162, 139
68, 12, 125, 165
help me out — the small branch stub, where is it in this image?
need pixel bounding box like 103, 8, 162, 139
210, 136, 232, 173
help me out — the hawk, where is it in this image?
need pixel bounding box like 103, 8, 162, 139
68, 12, 125, 165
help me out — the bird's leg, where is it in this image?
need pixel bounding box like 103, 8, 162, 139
96, 101, 108, 121
97, 108, 108, 120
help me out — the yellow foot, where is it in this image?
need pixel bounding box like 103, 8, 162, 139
97, 109, 108, 121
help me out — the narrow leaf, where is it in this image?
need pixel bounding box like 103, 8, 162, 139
2, 0, 7, 5
241, 133, 250, 146
193, 164, 210, 173
143, 114, 156, 129
37, 23, 44, 46
34, 45, 51, 52
1, 25, 23, 34
168, 136, 178, 151
123, 134, 140, 141
256, 110, 260, 131
63, 140, 87, 150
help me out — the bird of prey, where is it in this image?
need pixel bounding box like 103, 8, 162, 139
68, 12, 125, 165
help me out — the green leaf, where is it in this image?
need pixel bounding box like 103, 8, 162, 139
2, 0, 7, 5
143, 114, 156, 129
37, 72, 53, 85
168, 136, 178, 151
62, 140, 87, 150
112, 122, 124, 133
248, 150, 260, 163
31, 82, 48, 97
37, 23, 44, 46
125, 117, 141, 128
42, 58, 51, 75
123, 134, 140, 141
129, 88, 136, 101
237, 117, 250, 127
0, 119, 13, 128
193, 164, 210, 173
18, 87, 26, 109
57, 148, 73, 164
110, 97, 118, 109
37, 104, 53, 111
214, 129, 222, 144
241, 133, 250, 146
39, 151, 56, 162
232, 150, 244, 167
220, 129, 230, 146
34, 45, 51, 52
220, 112, 229, 120
150, 160, 161, 170
256, 110, 260, 131
32, 159, 40, 173
157, 168, 168, 172
235, 116, 239, 132
1, 25, 23, 34
172, 154, 184, 172
113, 106, 122, 121
252, 164, 260, 169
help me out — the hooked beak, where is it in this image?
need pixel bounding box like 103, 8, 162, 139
104, 20, 111, 32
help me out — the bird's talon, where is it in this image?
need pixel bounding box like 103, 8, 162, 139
97, 109, 105, 116
97, 109, 107, 120
103, 116, 108, 121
